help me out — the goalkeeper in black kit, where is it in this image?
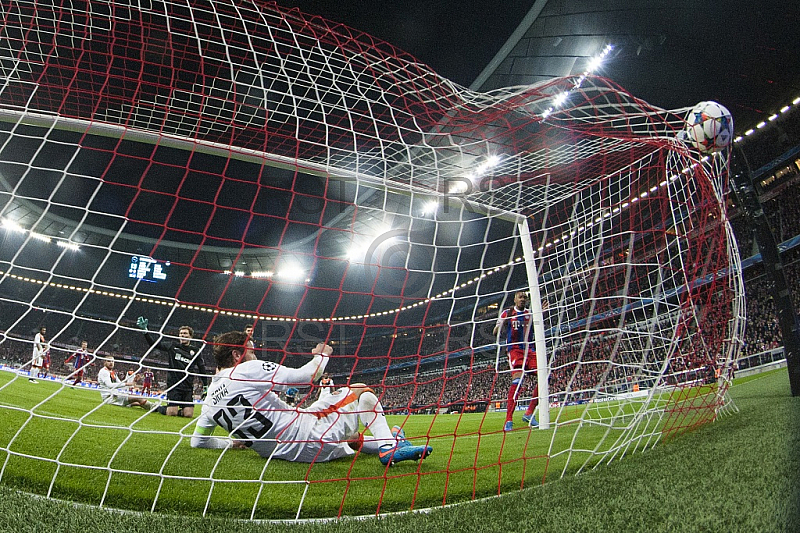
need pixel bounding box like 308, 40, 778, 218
137, 317, 209, 418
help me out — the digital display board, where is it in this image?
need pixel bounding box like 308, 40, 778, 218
128, 256, 169, 282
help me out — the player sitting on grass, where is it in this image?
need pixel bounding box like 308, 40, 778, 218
191, 331, 432, 466
97, 357, 154, 410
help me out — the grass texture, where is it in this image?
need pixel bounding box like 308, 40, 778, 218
0, 369, 798, 532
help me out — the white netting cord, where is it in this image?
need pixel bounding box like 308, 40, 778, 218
0, 0, 743, 520
0, 1, 690, 214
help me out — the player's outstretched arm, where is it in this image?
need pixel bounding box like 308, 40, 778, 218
137, 316, 170, 350
309, 342, 333, 382
273, 343, 332, 386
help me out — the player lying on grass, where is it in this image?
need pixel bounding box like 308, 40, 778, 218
191, 331, 432, 465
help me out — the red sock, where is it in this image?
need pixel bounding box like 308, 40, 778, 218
524, 384, 539, 417
506, 379, 521, 421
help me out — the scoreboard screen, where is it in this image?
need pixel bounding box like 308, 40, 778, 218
128, 256, 169, 282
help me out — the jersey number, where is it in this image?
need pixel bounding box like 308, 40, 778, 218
211, 394, 274, 442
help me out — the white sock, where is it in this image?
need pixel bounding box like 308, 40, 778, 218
357, 391, 393, 443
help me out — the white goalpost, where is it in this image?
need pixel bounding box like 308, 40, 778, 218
518, 216, 551, 430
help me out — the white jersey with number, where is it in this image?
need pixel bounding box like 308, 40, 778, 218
194, 359, 360, 463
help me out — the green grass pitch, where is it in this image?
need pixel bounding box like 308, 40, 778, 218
0, 369, 797, 532
0, 369, 727, 519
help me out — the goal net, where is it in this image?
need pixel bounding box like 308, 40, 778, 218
0, 0, 743, 520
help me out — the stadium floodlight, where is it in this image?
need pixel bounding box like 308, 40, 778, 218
586, 55, 604, 73
1, 218, 25, 232
476, 155, 501, 175
449, 180, 469, 194
277, 267, 305, 281
421, 200, 439, 216
56, 240, 80, 251
347, 244, 367, 262
552, 92, 568, 107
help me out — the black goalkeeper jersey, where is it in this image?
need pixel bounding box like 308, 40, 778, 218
144, 332, 209, 392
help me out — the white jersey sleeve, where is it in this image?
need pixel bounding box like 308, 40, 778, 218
495, 309, 508, 333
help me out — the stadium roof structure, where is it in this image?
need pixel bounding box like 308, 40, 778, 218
285, 0, 799, 136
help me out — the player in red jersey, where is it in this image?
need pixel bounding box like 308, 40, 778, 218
40, 349, 51, 379
141, 369, 154, 395
65, 340, 94, 385
493, 290, 546, 431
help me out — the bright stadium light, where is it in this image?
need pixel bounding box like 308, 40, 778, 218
476, 154, 501, 174
586, 55, 604, 73
421, 200, 439, 216
347, 244, 367, 262
1, 218, 25, 233
449, 180, 469, 194
56, 240, 80, 251
278, 267, 305, 281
